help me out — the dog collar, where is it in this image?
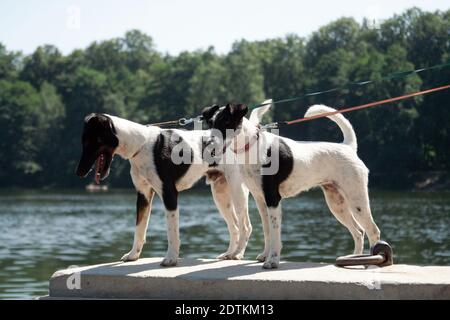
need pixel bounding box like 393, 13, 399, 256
131, 145, 144, 159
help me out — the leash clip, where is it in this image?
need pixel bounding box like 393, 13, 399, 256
178, 116, 204, 126
178, 118, 189, 126
261, 122, 279, 130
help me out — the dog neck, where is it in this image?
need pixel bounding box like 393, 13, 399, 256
230, 118, 259, 153
108, 115, 151, 160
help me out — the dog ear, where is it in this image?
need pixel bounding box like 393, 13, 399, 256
84, 113, 98, 123
249, 99, 272, 125
98, 114, 117, 135
87, 114, 116, 135
202, 105, 220, 120
229, 103, 248, 117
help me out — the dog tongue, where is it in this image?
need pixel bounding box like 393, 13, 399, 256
94, 155, 102, 185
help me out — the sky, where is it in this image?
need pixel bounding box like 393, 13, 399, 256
0, 0, 448, 55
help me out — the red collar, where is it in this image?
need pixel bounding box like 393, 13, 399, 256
131, 144, 145, 159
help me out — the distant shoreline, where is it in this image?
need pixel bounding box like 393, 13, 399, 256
0, 170, 449, 192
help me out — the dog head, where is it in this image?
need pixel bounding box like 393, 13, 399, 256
202, 103, 248, 146
75, 113, 119, 183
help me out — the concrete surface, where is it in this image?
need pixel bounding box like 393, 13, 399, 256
48, 258, 450, 299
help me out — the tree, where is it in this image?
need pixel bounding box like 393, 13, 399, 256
224, 40, 265, 105
258, 35, 307, 122
186, 48, 228, 115
0, 43, 21, 80
20, 45, 63, 88
0, 80, 42, 186
0, 8, 449, 188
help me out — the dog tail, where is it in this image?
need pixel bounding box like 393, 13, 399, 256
249, 99, 272, 125
304, 105, 357, 152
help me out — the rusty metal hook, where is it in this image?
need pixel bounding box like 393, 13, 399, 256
335, 240, 394, 267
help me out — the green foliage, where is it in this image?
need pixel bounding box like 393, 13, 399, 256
186, 48, 228, 115
0, 80, 42, 182
0, 8, 449, 188
0, 44, 21, 80
20, 45, 63, 88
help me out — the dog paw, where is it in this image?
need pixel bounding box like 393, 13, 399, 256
232, 252, 244, 260
160, 257, 178, 267
121, 250, 140, 262
217, 252, 234, 260
256, 252, 268, 262
262, 256, 279, 269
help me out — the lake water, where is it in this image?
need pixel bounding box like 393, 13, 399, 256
0, 188, 449, 299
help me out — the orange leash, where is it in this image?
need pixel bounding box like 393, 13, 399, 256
285, 84, 450, 125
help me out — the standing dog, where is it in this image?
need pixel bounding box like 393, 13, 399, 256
203, 103, 381, 269
75, 111, 269, 266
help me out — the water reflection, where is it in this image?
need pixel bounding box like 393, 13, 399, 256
0, 189, 449, 299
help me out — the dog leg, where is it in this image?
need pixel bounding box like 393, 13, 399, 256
254, 195, 270, 262
229, 181, 251, 260
161, 209, 180, 266
263, 204, 282, 269
322, 184, 364, 254
160, 185, 180, 267
210, 174, 240, 260
121, 189, 155, 262
344, 187, 381, 248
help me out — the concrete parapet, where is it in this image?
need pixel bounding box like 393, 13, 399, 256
48, 258, 450, 299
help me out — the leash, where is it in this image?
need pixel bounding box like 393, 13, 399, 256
147, 62, 450, 128
250, 61, 450, 110
261, 84, 450, 129
148, 115, 203, 127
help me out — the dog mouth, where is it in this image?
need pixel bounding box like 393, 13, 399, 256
76, 149, 114, 181
94, 154, 105, 184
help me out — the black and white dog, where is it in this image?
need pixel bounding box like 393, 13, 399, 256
75, 110, 269, 266
203, 103, 382, 269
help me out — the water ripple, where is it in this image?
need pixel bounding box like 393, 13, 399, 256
0, 189, 449, 299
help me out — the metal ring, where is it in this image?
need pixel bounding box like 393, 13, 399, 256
335, 254, 385, 267
335, 240, 394, 268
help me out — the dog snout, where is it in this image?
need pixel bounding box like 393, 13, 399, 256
75, 152, 94, 177
75, 163, 88, 177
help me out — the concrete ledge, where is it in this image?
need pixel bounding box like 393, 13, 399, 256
49, 258, 450, 300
